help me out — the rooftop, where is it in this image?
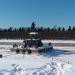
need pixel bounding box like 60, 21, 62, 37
29, 32, 38, 35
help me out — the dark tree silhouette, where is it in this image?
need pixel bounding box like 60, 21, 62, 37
31, 22, 36, 31
0, 22, 74, 39
8, 27, 13, 32
62, 27, 65, 32
68, 26, 71, 31
19, 27, 22, 32
58, 27, 61, 32
72, 26, 75, 31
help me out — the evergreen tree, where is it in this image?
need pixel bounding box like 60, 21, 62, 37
58, 27, 61, 31
31, 22, 36, 30
62, 27, 65, 31
19, 27, 22, 32
68, 26, 71, 31
72, 26, 75, 31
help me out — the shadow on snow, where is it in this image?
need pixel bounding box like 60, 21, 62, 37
40, 49, 75, 57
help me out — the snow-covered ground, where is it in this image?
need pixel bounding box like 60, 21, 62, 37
0, 39, 75, 43
0, 40, 75, 75
42, 40, 75, 44
0, 39, 23, 43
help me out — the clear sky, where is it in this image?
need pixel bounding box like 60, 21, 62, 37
0, 0, 75, 28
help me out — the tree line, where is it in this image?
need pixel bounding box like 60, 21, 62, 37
0, 22, 75, 39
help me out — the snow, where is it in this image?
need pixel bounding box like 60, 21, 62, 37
42, 40, 75, 44
0, 39, 75, 43
0, 39, 23, 43
0, 40, 75, 75
0, 57, 72, 75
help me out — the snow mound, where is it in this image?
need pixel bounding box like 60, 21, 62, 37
33, 62, 72, 75
0, 62, 71, 75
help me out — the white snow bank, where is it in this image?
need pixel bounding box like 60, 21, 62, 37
0, 45, 12, 49
0, 39, 23, 42
0, 62, 72, 75
42, 40, 75, 44
33, 62, 72, 75
0, 39, 75, 43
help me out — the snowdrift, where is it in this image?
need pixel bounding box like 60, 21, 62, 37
0, 62, 71, 75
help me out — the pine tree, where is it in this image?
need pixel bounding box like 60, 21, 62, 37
31, 22, 36, 30
68, 26, 71, 31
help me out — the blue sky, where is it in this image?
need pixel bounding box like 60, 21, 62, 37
0, 0, 75, 28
